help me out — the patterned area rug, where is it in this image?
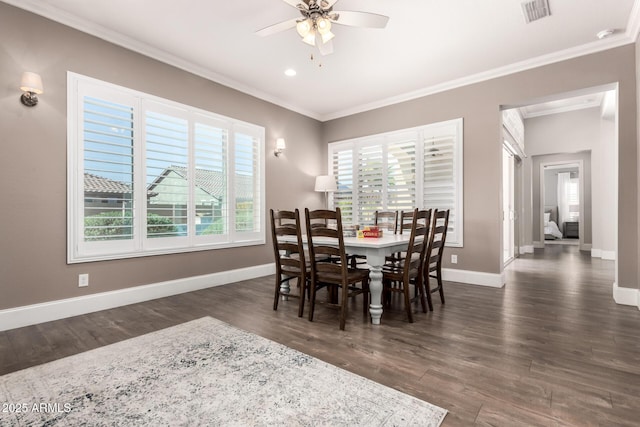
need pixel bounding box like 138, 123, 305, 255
0, 317, 447, 426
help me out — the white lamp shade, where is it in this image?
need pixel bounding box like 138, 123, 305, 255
276, 138, 286, 150
20, 72, 43, 94
321, 31, 335, 43
315, 175, 337, 192
296, 19, 312, 37
316, 17, 332, 35
302, 30, 316, 46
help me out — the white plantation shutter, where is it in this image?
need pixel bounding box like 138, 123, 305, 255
328, 118, 463, 246
233, 125, 263, 239
357, 142, 384, 224
193, 117, 228, 240
68, 72, 265, 262
386, 132, 417, 213
82, 96, 135, 243
421, 119, 463, 245
331, 147, 354, 224
145, 107, 189, 241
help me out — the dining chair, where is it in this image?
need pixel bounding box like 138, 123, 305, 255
424, 209, 450, 311
381, 208, 430, 322
270, 209, 307, 317
305, 208, 370, 330
374, 210, 398, 234
398, 210, 416, 235
387, 209, 427, 263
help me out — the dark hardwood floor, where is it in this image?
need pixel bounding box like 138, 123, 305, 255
2, 245, 639, 426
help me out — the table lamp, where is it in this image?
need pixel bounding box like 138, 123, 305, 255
315, 175, 337, 209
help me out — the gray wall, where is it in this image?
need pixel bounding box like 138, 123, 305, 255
323, 46, 637, 287
0, 3, 325, 310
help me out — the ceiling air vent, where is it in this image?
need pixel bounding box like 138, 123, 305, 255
521, 0, 551, 24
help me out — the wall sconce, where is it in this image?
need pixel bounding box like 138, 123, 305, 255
315, 174, 337, 209
20, 72, 44, 107
274, 138, 286, 157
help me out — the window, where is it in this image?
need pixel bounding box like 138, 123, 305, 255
328, 119, 463, 246
68, 73, 265, 263
567, 178, 580, 221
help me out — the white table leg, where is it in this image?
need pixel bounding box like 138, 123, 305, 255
362, 249, 386, 325
368, 266, 383, 325
280, 276, 290, 301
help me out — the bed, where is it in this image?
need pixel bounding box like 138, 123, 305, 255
544, 206, 563, 240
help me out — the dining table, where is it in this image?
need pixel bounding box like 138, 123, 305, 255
282, 233, 412, 325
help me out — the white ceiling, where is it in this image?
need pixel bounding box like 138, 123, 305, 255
3, 0, 639, 121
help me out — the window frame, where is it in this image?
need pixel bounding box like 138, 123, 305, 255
328, 118, 464, 247
67, 72, 265, 263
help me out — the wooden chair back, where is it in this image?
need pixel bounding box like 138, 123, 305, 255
426, 209, 450, 275
305, 208, 346, 279
424, 208, 450, 310
381, 208, 431, 321
407, 209, 432, 275
270, 209, 306, 316
374, 210, 398, 234
304, 207, 370, 330
398, 209, 429, 235
398, 210, 414, 235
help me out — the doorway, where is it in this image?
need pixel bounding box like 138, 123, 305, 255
503, 85, 619, 302
540, 161, 583, 248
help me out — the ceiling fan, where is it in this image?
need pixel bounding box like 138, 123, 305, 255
256, 0, 389, 55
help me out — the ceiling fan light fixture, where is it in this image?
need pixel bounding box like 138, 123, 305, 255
257, 0, 390, 56
302, 30, 316, 46
316, 17, 332, 35
296, 19, 312, 37
321, 31, 334, 43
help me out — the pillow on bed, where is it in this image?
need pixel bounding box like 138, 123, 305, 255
544, 212, 550, 225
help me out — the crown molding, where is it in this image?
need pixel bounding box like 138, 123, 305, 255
626, 0, 640, 41
320, 34, 634, 121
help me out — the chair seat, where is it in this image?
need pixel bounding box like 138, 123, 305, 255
280, 264, 306, 275
316, 268, 369, 285
382, 264, 420, 279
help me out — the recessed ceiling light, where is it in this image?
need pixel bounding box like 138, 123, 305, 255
284, 69, 297, 77
596, 29, 614, 39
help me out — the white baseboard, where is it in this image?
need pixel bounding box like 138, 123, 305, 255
613, 282, 639, 308
533, 241, 545, 249
519, 245, 534, 254
0, 263, 275, 332
442, 268, 505, 288
591, 248, 616, 260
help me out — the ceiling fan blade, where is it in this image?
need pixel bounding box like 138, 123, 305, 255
317, 38, 334, 56
281, 0, 306, 8
320, 0, 339, 8
255, 18, 298, 37
331, 10, 389, 28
